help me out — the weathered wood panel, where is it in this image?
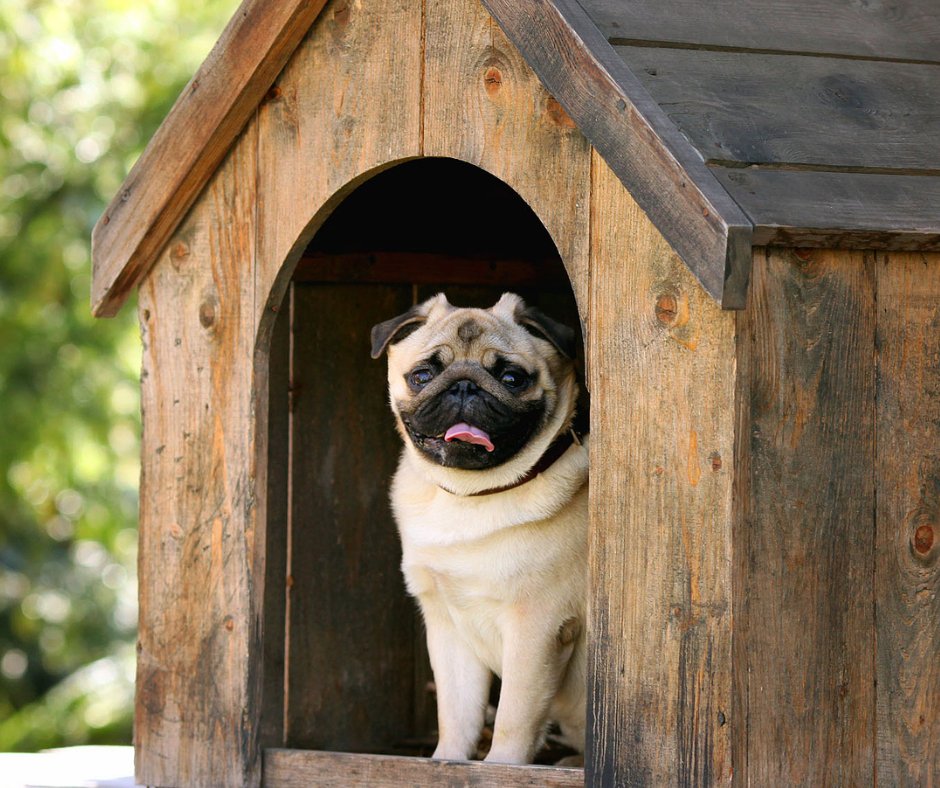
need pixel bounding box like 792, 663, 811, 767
715, 169, 940, 252
91, 0, 329, 317
263, 748, 584, 787
285, 283, 419, 752
424, 0, 592, 328
735, 248, 876, 785
580, 0, 940, 62
260, 293, 291, 748
482, 0, 753, 309
587, 151, 735, 785
617, 46, 940, 170
875, 252, 940, 786
293, 251, 569, 288
254, 0, 423, 329
136, 123, 261, 786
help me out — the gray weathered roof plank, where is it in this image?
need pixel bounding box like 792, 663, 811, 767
616, 46, 940, 171
580, 0, 940, 62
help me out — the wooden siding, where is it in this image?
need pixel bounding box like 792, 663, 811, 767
735, 248, 877, 785
874, 252, 940, 786
734, 248, 940, 784
136, 123, 262, 786
587, 151, 735, 785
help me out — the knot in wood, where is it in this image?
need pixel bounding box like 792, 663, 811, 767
199, 299, 217, 329
545, 97, 576, 129
913, 523, 935, 558
484, 67, 503, 96
710, 452, 722, 472
655, 293, 678, 325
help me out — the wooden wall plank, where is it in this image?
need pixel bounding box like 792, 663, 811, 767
259, 294, 291, 748
285, 283, 419, 752
423, 0, 593, 330
580, 0, 940, 62
874, 251, 940, 786
91, 0, 328, 317
735, 247, 876, 785
715, 169, 940, 252
263, 748, 584, 787
616, 46, 940, 171
254, 0, 423, 330
587, 151, 735, 785
136, 121, 261, 787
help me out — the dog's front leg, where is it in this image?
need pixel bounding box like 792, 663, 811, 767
485, 613, 581, 764
423, 604, 492, 761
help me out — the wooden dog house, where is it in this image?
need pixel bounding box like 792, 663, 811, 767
91, 0, 940, 785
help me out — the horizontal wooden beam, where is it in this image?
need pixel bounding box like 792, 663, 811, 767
483, 0, 754, 308
713, 168, 940, 251
90, 0, 327, 317
263, 749, 584, 787
293, 251, 572, 288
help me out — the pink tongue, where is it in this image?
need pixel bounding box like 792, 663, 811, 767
444, 422, 495, 452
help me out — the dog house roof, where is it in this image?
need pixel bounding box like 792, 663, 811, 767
90, 0, 940, 317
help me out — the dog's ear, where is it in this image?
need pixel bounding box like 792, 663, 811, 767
516, 305, 577, 359
370, 307, 427, 358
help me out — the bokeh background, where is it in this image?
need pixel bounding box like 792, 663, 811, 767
0, 0, 236, 751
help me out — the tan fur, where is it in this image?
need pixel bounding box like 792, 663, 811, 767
382, 293, 588, 764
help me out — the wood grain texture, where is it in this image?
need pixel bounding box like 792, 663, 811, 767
587, 151, 735, 785
294, 251, 570, 289
617, 45, 940, 171
735, 247, 876, 785
253, 0, 422, 331
91, 0, 328, 317
285, 284, 420, 752
263, 749, 584, 787
423, 0, 593, 327
715, 168, 940, 251
874, 252, 940, 786
580, 0, 940, 62
482, 0, 753, 309
136, 123, 262, 786
260, 297, 291, 748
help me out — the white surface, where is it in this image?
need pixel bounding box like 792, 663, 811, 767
0, 746, 138, 788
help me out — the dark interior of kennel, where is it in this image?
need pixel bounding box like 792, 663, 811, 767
262, 158, 585, 756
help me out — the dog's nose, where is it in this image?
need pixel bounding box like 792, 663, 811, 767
447, 379, 479, 401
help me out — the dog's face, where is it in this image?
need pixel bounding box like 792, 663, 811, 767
371, 293, 577, 471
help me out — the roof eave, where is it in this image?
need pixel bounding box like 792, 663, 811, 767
484, 0, 755, 308
90, 0, 329, 318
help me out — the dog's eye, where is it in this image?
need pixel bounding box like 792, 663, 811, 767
409, 368, 434, 388
499, 369, 528, 389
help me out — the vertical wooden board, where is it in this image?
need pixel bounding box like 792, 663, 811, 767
285, 283, 420, 752
136, 123, 260, 787
736, 248, 876, 785
423, 0, 592, 339
260, 295, 292, 748
254, 0, 423, 328
587, 152, 735, 786
875, 252, 940, 786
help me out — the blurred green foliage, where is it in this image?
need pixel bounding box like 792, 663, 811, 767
0, 0, 235, 751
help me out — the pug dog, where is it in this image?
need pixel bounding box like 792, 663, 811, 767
371, 292, 588, 765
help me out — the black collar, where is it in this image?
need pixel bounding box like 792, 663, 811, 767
440, 429, 582, 497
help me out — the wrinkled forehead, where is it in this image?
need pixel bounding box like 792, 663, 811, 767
390, 306, 537, 367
